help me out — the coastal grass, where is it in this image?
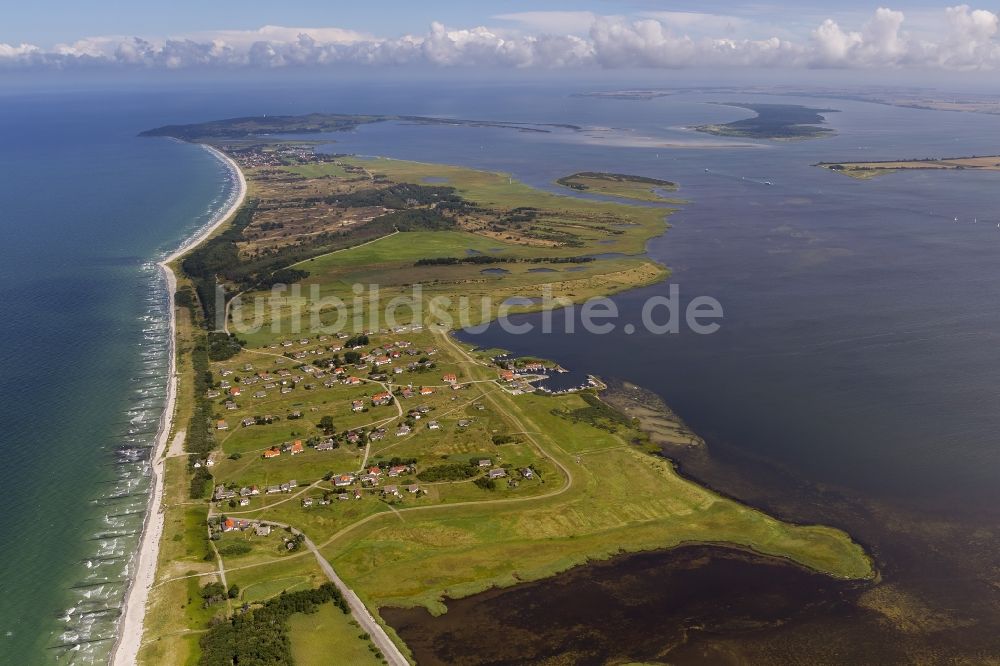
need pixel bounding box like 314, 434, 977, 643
207, 158, 871, 614
138, 290, 219, 666
147, 146, 875, 663
337, 156, 672, 255
322, 388, 873, 617
223, 551, 326, 602
283, 162, 353, 179
555, 172, 682, 203
817, 156, 1000, 180
240, 574, 311, 602
223, 155, 675, 349
234, 252, 666, 349
288, 602, 382, 666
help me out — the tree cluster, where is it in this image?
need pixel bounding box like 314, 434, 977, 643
198, 584, 348, 666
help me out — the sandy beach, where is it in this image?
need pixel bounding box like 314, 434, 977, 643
111, 145, 246, 666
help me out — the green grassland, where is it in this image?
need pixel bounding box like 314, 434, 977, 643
816, 155, 1000, 181
235, 233, 665, 348
288, 602, 382, 666
312, 156, 669, 255
138, 306, 220, 666
205, 324, 872, 621
819, 165, 888, 180
321, 387, 873, 616
145, 147, 874, 664
282, 162, 353, 179
555, 171, 683, 203
209, 154, 678, 346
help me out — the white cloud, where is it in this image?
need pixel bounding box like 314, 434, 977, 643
810, 7, 908, 67
2, 6, 1000, 71
0, 42, 40, 59
935, 4, 1000, 68
590, 17, 802, 68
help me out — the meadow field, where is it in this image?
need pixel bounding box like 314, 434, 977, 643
141, 145, 873, 665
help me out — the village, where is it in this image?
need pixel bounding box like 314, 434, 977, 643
201, 323, 555, 547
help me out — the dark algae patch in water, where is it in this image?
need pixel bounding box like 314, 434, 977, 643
659, 436, 1000, 665
383, 545, 880, 666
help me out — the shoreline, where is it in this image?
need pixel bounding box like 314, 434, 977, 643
109, 140, 869, 661
110, 144, 246, 666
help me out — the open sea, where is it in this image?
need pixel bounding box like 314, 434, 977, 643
0, 91, 239, 663
2, 81, 999, 662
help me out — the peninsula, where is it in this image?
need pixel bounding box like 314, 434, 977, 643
138, 113, 579, 142
126, 115, 873, 665
817, 155, 1000, 179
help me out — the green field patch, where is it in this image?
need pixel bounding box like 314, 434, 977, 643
556, 172, 680, 203
282, 162, 353, 179
515, 392, 625, 453
240, 575, 312, 603
288, 601, 381, 665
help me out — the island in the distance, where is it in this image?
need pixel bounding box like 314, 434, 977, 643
128, 114, 874, 666
139, 113, 581, 141
694, 103, 837, 140
817, 155, 1000, 179
555, 171, 680, 202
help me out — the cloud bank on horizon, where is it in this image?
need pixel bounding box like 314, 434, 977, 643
2, 5, 999, 72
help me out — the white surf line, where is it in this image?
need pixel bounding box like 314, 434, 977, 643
111, 145, 247, 666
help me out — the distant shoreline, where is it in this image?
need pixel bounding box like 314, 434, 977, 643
816, 155, 1000, 179
110, 145, 247, 666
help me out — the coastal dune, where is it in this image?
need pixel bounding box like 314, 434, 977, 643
111, 145, 246, 666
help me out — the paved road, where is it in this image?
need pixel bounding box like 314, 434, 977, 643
261, 521, 410, 666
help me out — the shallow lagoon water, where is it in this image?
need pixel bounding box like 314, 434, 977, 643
329, 89, 1000, 661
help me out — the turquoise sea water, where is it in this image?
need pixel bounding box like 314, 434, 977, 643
0, 92, 238, 662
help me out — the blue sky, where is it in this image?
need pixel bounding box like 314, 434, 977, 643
2, 1, 967, 45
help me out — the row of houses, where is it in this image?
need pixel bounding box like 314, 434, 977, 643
240, 414, 278, 428
301, 482, 422, 506
217, 480, 298, 499
263, 439, 304, 458
382, 484, 421, 497
399, 386, 435, 399
265, 479, 299, 494
220, 517, 272, 536
331, 462, 416, 490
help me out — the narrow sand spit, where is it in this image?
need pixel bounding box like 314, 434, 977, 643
111, 145, 246, 666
